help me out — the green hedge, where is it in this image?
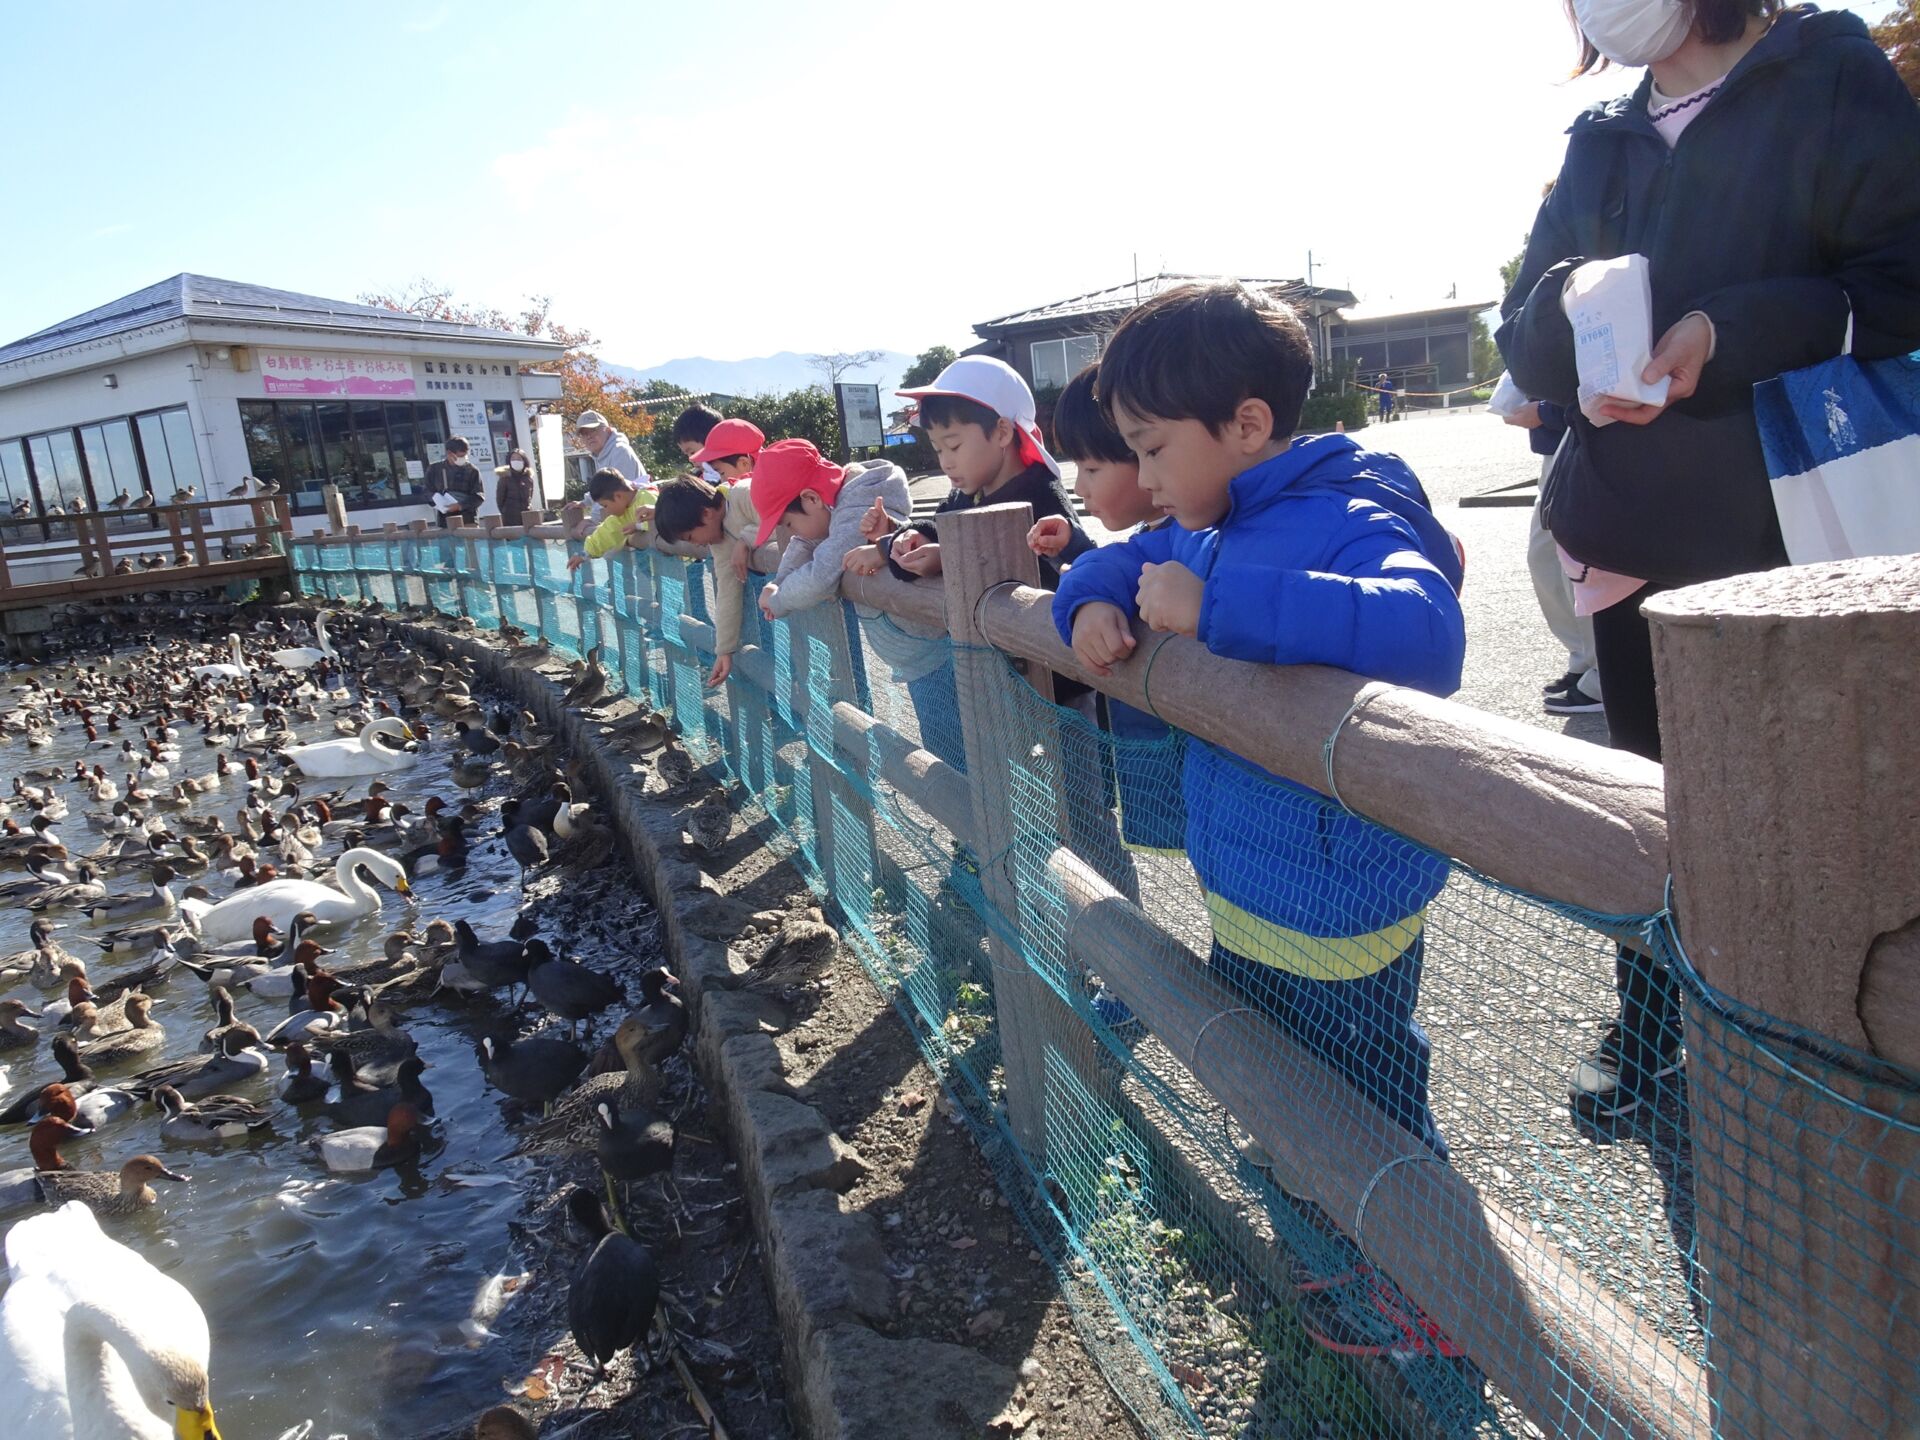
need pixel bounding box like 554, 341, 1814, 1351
1297, 389, 1371, 435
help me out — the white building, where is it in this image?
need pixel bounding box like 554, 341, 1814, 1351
0, 275, 567, 567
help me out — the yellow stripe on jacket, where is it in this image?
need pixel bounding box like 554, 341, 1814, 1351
1204, 891, 1424, 981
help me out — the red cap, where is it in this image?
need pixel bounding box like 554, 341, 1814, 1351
690, 417, 766, 467
750, 440, 845, 547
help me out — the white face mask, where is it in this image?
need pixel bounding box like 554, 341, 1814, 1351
510, 459, 527, 472
1573, 0, 1693, 66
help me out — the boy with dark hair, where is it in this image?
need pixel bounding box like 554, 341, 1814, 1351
652, 472, 777, 687
671, 403, 727, 483
1053, 280, 1466, 1357
1030, 365, 1184, 859
565, 467, 656, 573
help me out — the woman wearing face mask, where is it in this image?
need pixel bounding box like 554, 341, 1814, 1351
495, 447, 536, 527
1499, 0, 1920, 1129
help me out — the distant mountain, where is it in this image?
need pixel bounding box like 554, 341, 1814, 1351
605, 349, 915, 401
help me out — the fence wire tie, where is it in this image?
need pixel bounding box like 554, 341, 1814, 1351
1352, 1152, 1447, 1251
1321, 683, 1389, 815
1187, 1006, 1258, 1073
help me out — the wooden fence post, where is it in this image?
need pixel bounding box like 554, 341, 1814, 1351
935, 502, 1078, 1159
1644, 556, 1920, 1440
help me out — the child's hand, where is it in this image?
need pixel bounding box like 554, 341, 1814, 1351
894, 539, 942, 576
623, 504, 655, 534
859, 496, 895, 542
758, 588, 778, 622
841, 544, 885, 577
1137, 561, 1203, 636
705, 653, 733, 689
1027, 516, 1071, 558
566, 553, 588, 574
731, 545, 749, 583
1071, 602, 1137, 677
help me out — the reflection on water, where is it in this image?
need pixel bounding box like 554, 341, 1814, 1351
0, 658, 550, 1437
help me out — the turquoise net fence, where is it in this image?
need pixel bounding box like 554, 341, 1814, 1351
294, 532, 1919, 1440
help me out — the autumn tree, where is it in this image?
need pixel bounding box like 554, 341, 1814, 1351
1875, 0, 1920, 98
358, 279, 652, 443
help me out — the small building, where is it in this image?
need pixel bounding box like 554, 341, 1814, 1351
967, 273, 1360, 395
1325, 297, 1496, 392
0, 275, 566, 542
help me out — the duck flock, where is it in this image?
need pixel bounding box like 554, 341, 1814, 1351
0, 610, 700, 1439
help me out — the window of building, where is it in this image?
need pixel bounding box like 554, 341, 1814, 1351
0, 440, 33, 516
1029, 334, 1102, 394
238, 399, 447, 513
132, 407, 203, 498
485, 400, 518, 466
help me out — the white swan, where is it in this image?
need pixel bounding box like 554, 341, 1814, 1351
188, 636, 248, 683
284, 717, 418, 779
182, 847, 411, 941
268, 613, 335, 671
0, 1202, 222, 1439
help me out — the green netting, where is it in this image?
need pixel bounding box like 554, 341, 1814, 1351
297, 538, 1920, 1440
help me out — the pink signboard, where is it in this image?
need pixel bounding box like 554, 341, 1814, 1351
261, 352, 417, 397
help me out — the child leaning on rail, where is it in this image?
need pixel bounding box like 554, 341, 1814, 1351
653, 419, 778, 689
1051, 281, 1466, 1162
1029, 363, 1186, 863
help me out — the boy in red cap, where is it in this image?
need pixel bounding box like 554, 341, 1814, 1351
688, 417, 766, 486
751, 439, 961, 766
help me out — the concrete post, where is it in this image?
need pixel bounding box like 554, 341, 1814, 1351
1644, 555, 1920, 1440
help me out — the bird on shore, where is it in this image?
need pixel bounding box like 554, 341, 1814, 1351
479, 1031, 586, 1111
562, 647, 609, 711
595, 1096, 676, 1222
526, 941, 622, 1039
565, 1186, 660, 1378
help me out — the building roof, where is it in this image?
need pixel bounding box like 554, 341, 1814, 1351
976, 273, 1360, 335
1333, 296, 1499, 325
0, 274, 564, 368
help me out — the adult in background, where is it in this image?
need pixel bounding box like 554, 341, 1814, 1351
574, 410, 647, 487
425, 436, 484, 529
1505, 397, 1602, 714
1376, 373, 1395, 424
495, 447, 536, 528
1499, 0, 1920, 1128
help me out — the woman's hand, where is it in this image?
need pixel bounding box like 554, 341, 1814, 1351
1501, 401, 1544, 430
1027, 516, 1071, 557
1596, 312, 1715, 426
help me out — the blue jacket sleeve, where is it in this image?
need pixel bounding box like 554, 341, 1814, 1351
1050, 526, 1180, 643
1197, 529, 1466, 697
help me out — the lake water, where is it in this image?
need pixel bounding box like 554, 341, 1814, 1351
0, 655, 559, 1437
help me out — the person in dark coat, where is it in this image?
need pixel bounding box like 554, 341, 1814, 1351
1498, 0, 1920, 1126
495, 447, 536, 527
425, 436, 485, 529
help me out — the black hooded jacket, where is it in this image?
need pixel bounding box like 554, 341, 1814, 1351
1497, 6, 1920, 585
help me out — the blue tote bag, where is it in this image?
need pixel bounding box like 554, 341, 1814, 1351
1753, 341, 1920, 564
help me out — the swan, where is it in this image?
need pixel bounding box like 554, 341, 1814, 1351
0, 1201, 222, 1439
284, 717, 418, 779
182, 847, 412, 941
188, 635, 249, 683
268, 613, 335, 671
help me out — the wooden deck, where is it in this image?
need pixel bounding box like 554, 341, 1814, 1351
0, 497, 294, 613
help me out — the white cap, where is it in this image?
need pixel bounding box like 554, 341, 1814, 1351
575, 410, 608, 430
898, 356, 1059, 479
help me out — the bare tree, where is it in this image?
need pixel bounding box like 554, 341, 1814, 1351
805, 349, 887, 391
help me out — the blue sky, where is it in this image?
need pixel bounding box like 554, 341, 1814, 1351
1, 1, 1892, 368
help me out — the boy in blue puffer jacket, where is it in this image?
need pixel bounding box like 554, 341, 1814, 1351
1052, 280, 1465, 1163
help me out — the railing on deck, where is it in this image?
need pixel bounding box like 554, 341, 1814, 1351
295, 512, 1920, 1440
0, 496, 294, 608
